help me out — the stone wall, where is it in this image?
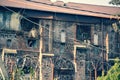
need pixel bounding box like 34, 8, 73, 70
53, 20, 75, 59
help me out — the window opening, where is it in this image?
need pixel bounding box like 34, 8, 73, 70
76, 25, 91, 41
27, 39, 37, 48
6, 39, 12, 48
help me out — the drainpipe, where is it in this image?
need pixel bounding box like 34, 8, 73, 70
101, 19, 104, 76
39, 26, 43, 80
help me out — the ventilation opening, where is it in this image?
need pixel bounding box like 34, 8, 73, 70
27, 39, 37, 48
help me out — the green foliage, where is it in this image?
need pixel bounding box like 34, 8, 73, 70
109, 0, 120, 5
30, 67, 34, 77
15, 68, 24, 80
97, 58, 120, 80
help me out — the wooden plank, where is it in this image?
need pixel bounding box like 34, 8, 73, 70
74, 44, 87, 48
0, 48, 39, 53
2, 48, 17, 61
4, 49, 17, 54
42, 53, 54, 56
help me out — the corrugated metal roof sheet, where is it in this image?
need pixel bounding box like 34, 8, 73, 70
0, 0, 120, 19
67, 2, 120, 15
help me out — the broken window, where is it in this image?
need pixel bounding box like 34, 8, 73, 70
76, 25, 91, 41
6, 39, 12, 48
0, 12, 21, 30
27, 39, 37, 48
21, 17, 39, 31
76, 48, 87, 60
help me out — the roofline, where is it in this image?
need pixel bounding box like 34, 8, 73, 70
67, 2, 120, 8
29, 0, 113, 16
0, 0, 120, 19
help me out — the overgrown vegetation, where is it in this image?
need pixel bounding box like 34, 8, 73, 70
97, 58, 120, 80
109, 0, 120, 5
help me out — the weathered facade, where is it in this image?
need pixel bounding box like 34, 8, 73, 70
0, 0, 120, 80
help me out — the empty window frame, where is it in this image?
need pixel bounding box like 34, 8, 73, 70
27, 39, 37, 48
6, 39, 12, 48
76, 25, 91, 41
21, 17, 39, 31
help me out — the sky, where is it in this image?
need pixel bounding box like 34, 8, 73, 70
51, 0, 114, 6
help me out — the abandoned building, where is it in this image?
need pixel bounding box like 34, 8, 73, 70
0, 0, 120, 80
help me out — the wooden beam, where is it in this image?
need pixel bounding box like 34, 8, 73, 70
74, 44, 87, 48
2, 48, 17, 61
109, 59, 120, 61
42, 53, 54, 56
0, 48, 39, 53
4, 48, 17, 54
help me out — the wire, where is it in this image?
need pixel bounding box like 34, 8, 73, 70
0, 4, 120, 78
0, 5, 51, 32
0, 4, 120, 56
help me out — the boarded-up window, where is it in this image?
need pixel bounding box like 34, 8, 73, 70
61, 30, 66, 43
10, 13, 21, 30
94, 33, 98, 45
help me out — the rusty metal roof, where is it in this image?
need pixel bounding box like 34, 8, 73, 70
0, 0, 120, 19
